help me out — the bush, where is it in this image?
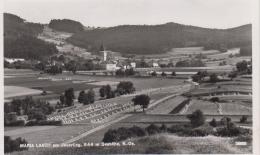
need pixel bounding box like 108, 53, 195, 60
102, 127, 136, 142
209, 73, 219, 83
116, 81, 135, 95
209, 118, 217, 127
168, 124, 188, 133
28, 110, 46, 120
215, 126, 248, 137
240, 115, 248, 123
220, 117, 232, 126
4, 136, 28, 153
103, 129, 120, 142
116, 127, 134, 141
160, 124, 168, 132
161, 72, 167, 77
129, 126, 147, 137
145, 124, 160, 135
151, 71, 157, 76
210, 97, 220, 102
180, 128, 210, 137
187, 110, 205, 127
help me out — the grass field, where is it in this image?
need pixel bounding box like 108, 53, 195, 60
5, 124, 99, 144
147, 96, 187, 114
185, 99, 219, 115
219, 103, 251, 115
5, 86, 43, 98
5, 76, 97, 94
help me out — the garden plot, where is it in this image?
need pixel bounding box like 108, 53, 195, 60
219, 103, 251, 115
184, 99, 219, 115
4, 86, 43, 98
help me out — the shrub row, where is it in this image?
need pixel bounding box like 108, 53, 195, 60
103, 121, 251, 143
103, 124, 168, 142
5, 120, 25, 126
25, 120, 62, 126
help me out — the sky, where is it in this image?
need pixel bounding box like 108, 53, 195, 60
3, 0, 252, 29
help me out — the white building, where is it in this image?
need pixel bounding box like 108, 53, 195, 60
4, 58, 25, 63
130, 62, 136, 68
152, 62, 159, 68
106, 64, 117, 71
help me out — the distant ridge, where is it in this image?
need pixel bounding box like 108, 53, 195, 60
67, 22, 251, 55
4, 12, 252, 57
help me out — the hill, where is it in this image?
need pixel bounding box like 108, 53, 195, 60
49, 19, 84, 33
67, 22, 252, 55
4, 13, 58, 60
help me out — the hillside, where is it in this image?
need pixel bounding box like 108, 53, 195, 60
67, 23, 252, 55
49, 19, 84, 33
4, 13, 58, 60
11, 134, 251, 154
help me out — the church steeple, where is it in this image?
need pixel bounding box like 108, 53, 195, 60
100, 43, 105, 51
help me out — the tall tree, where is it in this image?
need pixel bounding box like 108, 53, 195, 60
64, 88, 75, 106
82, 89, 95, 105
132, 94, 150, 112
78, 90, 85, 103
187, 110, 205, 127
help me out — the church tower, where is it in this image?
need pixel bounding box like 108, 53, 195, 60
99, 43, 107, 61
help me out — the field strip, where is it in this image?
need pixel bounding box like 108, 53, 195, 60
5, 126, 58, 136
63, 114, 132, 144
179, 100, 193, 114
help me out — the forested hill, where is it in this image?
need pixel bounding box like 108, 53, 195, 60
67, 22, 252, 55
49, 19, 84, 33
4, 13, 58, 60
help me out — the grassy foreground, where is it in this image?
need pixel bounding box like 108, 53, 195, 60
10, 134, 251, 154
